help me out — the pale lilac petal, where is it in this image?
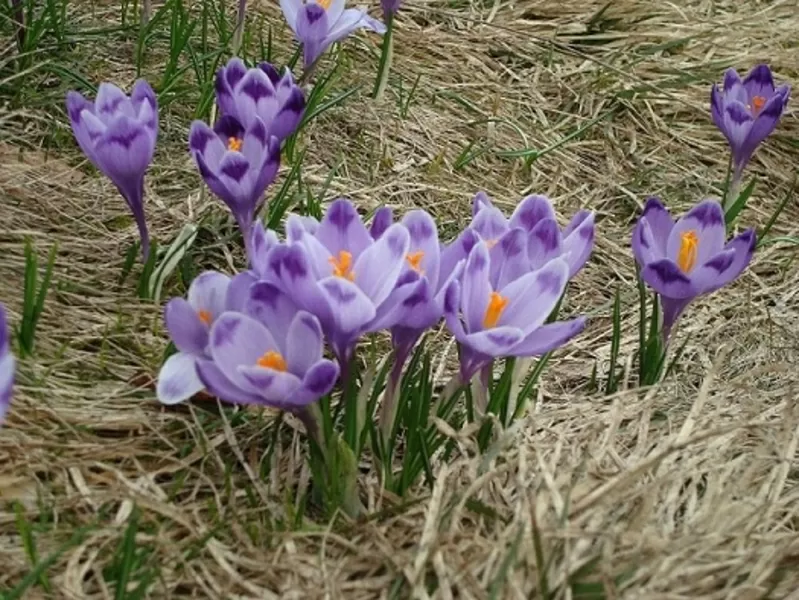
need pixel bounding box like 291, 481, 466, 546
295, 360, 339, 405
641, 260, 696, 299
370, 206, 393, 239
95, 82, 134, 123
130, 79, 158, 137
561, 211, 594, 278
209, 313, 279, 394
632, 218, 662, 268
270, 245, 334, 327
245, 282, 299, 355
510, 318, 586, 356
742, 64, 776, 101
296, 3, 329, 66
237, 69, 279, 128
285, 311, 324, 376
317, 277, 377, 335
280, 0, 303, 31
164, 298, 208, 355
460, 243, 492, 333
508, 194, 556, 232
287, 219, 333, 279
499, 258, 569, 334
189, 120, 226, 170
352, 223, 410, 305
316, 198, 372, 260
196, 358, 264, 405
527, 219, 562, 271
401, 210, 440, 286
157, 353, 204, 405
638, 197, 673, 254
490, 228, 529, 291
472, 191, 493, 217
94, 116, 154, 183
226, 271, 258, 312
666, 200, 725, 265
694, 229, 756, 294
722, 68, 742, 93
470, 204, 507, 243
462, 327, 525, 357
238, 366, 302, 405
187, 271, 231, 322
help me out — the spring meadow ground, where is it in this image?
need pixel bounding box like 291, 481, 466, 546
1, 0, 799, 598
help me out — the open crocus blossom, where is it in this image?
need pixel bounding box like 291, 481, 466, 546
214, 58, 305, 143
0, 304, 14, 425
444, 242, 587, 383
270, 198, 410, 363
66, 80, 158, 260
632, 197, 756, 340
189, 114, 281, 259
280, 0, 386, 69
195, 282, 339, 410
711, 65, 790, 181
157, 271, 231, 405
469, 192, 595, 279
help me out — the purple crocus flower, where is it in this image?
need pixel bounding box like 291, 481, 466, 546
157, 271, 232, 405
189, 115, 281, 260
195, 282, 339, 410
280, 0, 386, 69
0, 304, 14, 425
711, 65, 791, 181
469, 192, 595, 279
66, 80, 158, 260
268, 198, 410, 364
214, 58, 305, 143
632, 197, 756, 340
444, 242, 586, 383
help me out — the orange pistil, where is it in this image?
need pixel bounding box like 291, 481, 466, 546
485, 239, 498, 250
197, 310, 212, 326
329, 250, 355, 281
751, 95, 766, 115
257, 350, 288, 372
317, 0, 332, 8
406, 250, 425, 273
482, 291, 509, 329
677, 230, 699, 274
227, 137, 243, 152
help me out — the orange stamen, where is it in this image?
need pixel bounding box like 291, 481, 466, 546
751, 95, 766, 115
329, 250, 355, 281
257, 350, 288, 372
227, 137, 243, 152
317, 0, 332, 8
677, 230, 699, 274
406, 251, 425, 273
485, 239, 498, 250
197, 310, 212, 325
482, 291, 509, 329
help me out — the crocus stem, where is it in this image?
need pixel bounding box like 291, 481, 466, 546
236, 215, 254, 266
378, 348, 406, 442
298, 60, 320, 86
231, 0, 247, 55
295, 404, 325, 450
372, 13, 394, 100
721, 153, 734, 212
472, 362, 492, 416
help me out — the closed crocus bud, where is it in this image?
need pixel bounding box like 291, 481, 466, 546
66, 80, 158, 260
0, 304, 14, 425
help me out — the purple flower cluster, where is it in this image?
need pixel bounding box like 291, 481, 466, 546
157, 193, 595, 409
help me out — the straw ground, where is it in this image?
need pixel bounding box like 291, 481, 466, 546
1, 0, 798, 597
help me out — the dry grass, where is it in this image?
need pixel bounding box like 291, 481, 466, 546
1, 0, 798, 597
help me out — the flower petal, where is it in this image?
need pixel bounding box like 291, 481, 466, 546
286, 311, 324, 376
157, 352, 204, 405
641, 259, 696, 299
245, 281, 299, 355
296, 3, 329, 66
352, 223, 410, 306
401, 210, 440, 286
509, 318, 586, 357
196, 358, 264, 404
164, 298, 208, 354
317, 277, 377, 336
296, 360, 340, 405
316, 198, 373, 260
638, 197, 673, 254
470, 204, 508, 242
693, 228, 756, 294
500, 258, 569, 334
666, 200, 725, 266
490, 228, 530, 291
370, 206, 393, 239
460, 243, 492, 333
472, 191, 493, 217
208, 312, 279, 393
279, 0, 303, 31
270, 244, 334, 327
94, 116, 154, 183
561, 211, 594, 278
188, 270, 231, 322
238, 366, 302, 406
508, 194, 556, 232
462, 327, 525, 358
95, 82, 134, 123
527, 218, 563, 271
